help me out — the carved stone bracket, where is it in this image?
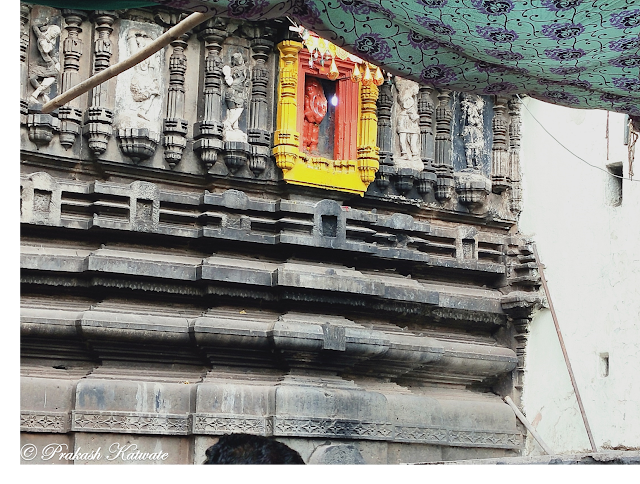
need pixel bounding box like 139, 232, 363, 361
394, 168, 417, 195
223, 141, 251, 173
27, 109, 60, 146
116, 128, 160, 162
455, 169, 491, 210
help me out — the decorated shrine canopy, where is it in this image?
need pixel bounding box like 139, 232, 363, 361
30, 0, 640, 116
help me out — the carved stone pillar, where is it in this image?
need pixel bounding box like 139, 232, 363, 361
508, 97, 522, 215
491, 95, 511, 193
163, 25, 189, 167
247, 25, 275, 177
58, 9, 88, 149
194, 19, 227, 172
375, 80, 395, 191
83, 11, 117, 157
434, 89, 454, 201
20, 5, 31, 125
357, 82, 380, 185
417, 85, 437, 198
272, 40, 302, 174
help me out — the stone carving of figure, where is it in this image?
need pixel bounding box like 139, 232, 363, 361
222, 52, 250, 140
395, 78, 420, 161
302, 77, 328, 153
460, 93, 485, 169
29, 23, 61, 103
127, 29, 161, 120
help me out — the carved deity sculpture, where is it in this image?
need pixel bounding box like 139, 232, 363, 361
395, 78, 421, 163
302, 77, 328, 153
222, 52, 250, 141
29, 23, 61, 104
460, 93, 485, 169
127, 30, 160, 121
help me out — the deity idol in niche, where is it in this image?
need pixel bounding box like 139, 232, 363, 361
302, 77, 328, 153
127, 29, 161, 121
29, 23, 61, 104
395, 78, 420, 162
223, 52, 250, 141
460, 93, 485, 170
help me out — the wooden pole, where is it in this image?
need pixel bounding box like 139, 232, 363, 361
532, 243, 598, 452
41, 11, 214, 114
504, 396, 554, 455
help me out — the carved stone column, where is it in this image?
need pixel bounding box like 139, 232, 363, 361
417, 85, 437, 198
58, 9, 88, 149
357, 82, 380, 185
272, 40, 302, 174
162, 18, 190, 168
194, 19, 227, 172
434, 89, 454, 201
491, 95, 511, 193
375, 80, 394, 190
247, 25, 275, 177
83, 11, 117, 157
508, 97, 523, 215
20, 5, 31, 125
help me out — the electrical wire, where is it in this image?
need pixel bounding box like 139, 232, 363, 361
515, 94, 639, 183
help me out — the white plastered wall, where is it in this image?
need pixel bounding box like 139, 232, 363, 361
518, 98, 640, 455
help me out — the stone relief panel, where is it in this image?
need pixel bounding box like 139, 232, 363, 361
393, 77, 422, 171
29, 22, 61, 105
114, 20, 165, 162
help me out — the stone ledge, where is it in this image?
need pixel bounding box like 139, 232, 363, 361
417, 450, 640, 464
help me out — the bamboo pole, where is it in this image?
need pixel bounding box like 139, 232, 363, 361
41, 11, 214, 114
532, 243, 598, 452
504, 396, 554, 455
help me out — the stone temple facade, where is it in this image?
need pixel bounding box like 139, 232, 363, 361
20, 4, 542, 464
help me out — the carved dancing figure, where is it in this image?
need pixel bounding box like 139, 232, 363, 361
460, 93, 485, 169
302, 77, 328, 153
222, 53, 250, 135
29, 23, 61, 104
395, 79, 420, 160
127, 29, 161, 120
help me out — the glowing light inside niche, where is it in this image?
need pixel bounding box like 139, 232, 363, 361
331, 94, 338, 106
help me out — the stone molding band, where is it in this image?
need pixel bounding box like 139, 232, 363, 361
21, 410, 522, 449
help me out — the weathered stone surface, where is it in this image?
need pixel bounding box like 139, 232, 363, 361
421, 450, 640, 465
20, 6, 537, 464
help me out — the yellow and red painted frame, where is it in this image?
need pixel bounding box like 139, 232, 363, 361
273, 40, 379, 196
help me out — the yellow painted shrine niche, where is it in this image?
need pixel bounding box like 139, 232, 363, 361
273, 36, 384, 196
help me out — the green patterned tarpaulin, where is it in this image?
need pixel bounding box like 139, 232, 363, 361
27, 0, 640, 116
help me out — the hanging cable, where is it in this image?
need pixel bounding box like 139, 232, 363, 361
515, 94, 640, 183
